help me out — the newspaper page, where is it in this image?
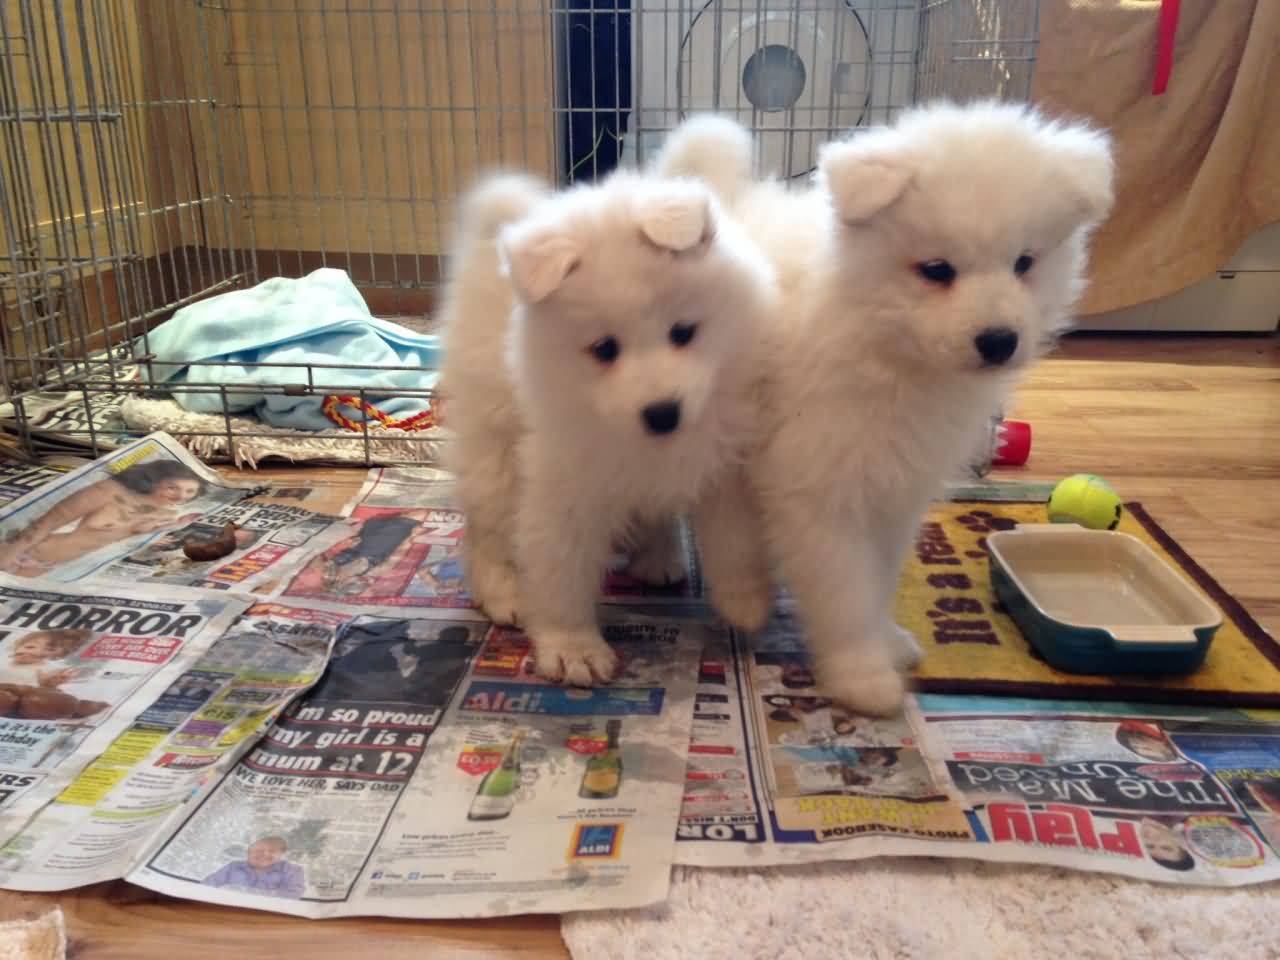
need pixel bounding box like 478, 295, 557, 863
0, 461, 76, 508
279, 467, 703, 609
673, 609, 1280, 886
130, 610, 705, 917
0, 433, 253, 583
918, 696, 1280, 886
104, 482, 351, 593
676, 627, 766, 848
0, 575, 249, 846
0, 601, 352, 890
0, 433, 344, 592
676, 612, 972, 868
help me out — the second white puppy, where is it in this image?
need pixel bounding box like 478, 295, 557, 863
439, 168, 775, 684
659, 105, 1114, 715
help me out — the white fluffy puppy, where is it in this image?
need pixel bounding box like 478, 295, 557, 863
438, 169, 776, 685
658, 103, 1114, 715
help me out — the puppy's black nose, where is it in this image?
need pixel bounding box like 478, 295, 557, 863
974, 327, 1019, 366
642, 400, 681, 435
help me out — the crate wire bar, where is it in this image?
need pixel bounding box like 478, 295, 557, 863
1, 0, 1039, 466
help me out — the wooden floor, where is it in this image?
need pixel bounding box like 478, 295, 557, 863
0, 335, 1276, 958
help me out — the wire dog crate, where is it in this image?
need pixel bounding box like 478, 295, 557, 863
0, 0, 1040, 466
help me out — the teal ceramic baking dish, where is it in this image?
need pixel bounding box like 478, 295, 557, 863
987, 524, 1223, 675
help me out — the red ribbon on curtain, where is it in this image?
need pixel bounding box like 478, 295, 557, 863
1152, 0, 1182, 94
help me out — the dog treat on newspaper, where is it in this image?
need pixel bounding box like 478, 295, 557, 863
182, 522, 240, 561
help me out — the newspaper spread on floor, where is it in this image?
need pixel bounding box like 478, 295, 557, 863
129, 609, 704, 917
1, 460, 1278, 904
278, 466, 703, 610
0, 575, 250, 847
0, 600, 350, 890
0, 433, 347, 591
674, 607, 1280, 887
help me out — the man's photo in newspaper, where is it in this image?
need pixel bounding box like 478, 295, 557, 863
284, 508, 470, 608
0, 439, 245, 581
204, 834, 306, 899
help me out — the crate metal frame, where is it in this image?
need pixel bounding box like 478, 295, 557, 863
1, 0, 1040, 466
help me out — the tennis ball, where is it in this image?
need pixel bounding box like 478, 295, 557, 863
1048, 474, 1123, 530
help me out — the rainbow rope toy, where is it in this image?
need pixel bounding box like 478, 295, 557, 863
321, 394, 438, 433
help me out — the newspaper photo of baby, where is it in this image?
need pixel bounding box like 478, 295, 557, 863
0, 629, 107, 723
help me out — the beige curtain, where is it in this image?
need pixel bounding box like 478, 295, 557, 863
1032, 0, 1280, 315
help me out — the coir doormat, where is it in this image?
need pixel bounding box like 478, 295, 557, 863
900, 499, 1280, 708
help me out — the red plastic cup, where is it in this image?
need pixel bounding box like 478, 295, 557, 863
993, 419, 1032, 466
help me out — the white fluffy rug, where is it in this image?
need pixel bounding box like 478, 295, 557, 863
561, 861, 1280, 960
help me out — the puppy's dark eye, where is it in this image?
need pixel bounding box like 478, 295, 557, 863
916, 259, 956, 286
1014, 253, 1035, 276
588, 336, 620, 365
669, 323, 698, 348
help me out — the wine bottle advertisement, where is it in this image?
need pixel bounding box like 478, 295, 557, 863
349, 615, 708, 916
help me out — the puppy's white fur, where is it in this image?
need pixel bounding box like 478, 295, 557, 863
439, 170, 776, 685
658, 104, 1114, 715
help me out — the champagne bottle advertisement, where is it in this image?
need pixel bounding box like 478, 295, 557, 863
352, 614, 705, 917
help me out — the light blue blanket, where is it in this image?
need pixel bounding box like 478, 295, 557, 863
137, 268, 440, 431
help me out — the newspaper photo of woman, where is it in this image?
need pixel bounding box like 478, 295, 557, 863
0, 460, 208, 576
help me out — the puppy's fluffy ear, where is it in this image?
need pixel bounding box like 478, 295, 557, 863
635, 182, 714, 252
498, 220, 580, 304
1050, 124, 1115, 226
817, 138, 913, 224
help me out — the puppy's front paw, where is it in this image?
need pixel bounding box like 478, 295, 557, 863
817, 650, 907, 718
829, 668, 906, 718
891, 623, 924, 670
468, 560, 521, 625
533, 627, 620, 687
710, 581, 772, 634
626, 538, 689, 586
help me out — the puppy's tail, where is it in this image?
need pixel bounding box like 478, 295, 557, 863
456, 173, 548, 243
651, 115, 754, 207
